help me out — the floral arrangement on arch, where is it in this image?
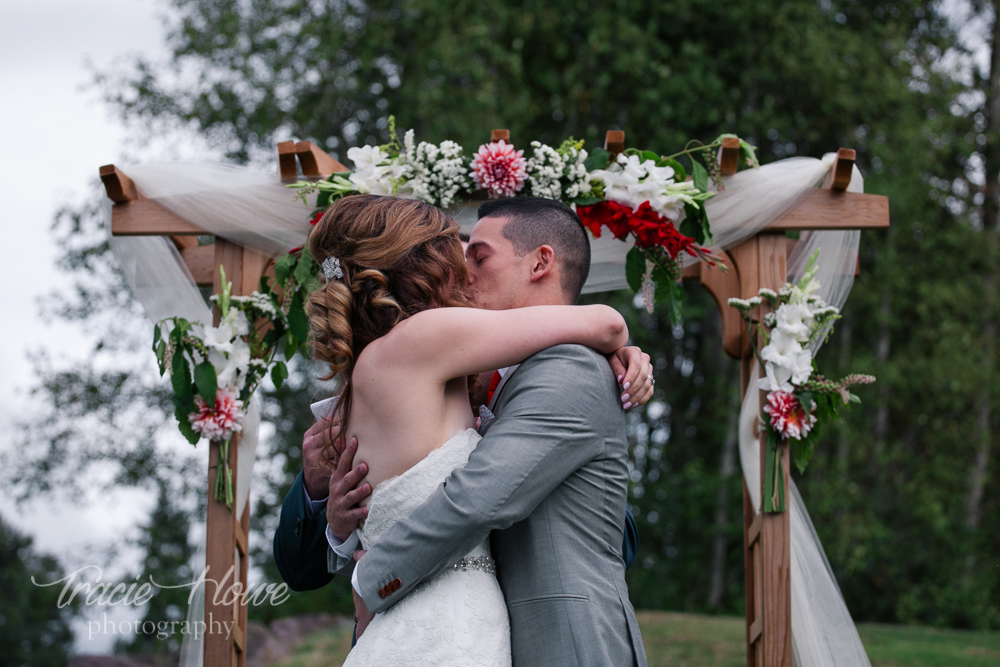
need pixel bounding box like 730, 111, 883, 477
728, 251, 875, 513
289, 118, 760, 322
154, 259, 318, 509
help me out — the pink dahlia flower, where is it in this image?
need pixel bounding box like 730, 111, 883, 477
189, 387, 245, 441
764, 390, 816, 440
470, 140, 527, 198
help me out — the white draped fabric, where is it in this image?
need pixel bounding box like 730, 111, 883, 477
107, 156, 869, 666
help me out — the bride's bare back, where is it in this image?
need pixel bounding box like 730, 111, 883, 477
347, 304, 627, 493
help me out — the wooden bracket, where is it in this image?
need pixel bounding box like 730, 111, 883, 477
605, 130, 625, 158
491, 129, 510, 143
718, 137, 741, 176
278, 140, 298, 181
295, 141, 349, 178
823, 148, 856, 191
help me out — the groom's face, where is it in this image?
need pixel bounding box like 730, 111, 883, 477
465, 215, 531, 311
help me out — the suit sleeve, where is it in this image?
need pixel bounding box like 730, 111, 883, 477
356, 344, 614, 612
272, 471, 352, 590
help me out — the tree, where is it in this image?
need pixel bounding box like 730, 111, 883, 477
0, 514, 76, 666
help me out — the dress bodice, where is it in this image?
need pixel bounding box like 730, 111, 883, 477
358, 428, 483, 553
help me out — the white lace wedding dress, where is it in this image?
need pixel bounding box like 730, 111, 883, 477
343, 428, 512, 666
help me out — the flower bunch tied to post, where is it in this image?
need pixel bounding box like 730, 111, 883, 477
154, 259, 318, 509
728, 250, 875, 512
289, 117, 760, 322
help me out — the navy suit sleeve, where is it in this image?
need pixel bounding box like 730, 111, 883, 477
622, 505, 639, 571
272, 471, 337, 591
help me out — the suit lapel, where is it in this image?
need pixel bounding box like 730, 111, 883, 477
487, 364, 520, 412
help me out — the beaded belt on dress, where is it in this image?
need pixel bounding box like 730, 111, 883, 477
449, 555, 496, 574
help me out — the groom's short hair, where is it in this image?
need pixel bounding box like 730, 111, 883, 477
477, 198, 591, 301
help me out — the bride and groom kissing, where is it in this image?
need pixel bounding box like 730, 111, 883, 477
273, 194, 650, 666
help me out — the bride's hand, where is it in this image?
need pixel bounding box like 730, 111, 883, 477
607, 346, 655, 409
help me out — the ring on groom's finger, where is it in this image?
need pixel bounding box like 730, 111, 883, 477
647, 374, 655, 386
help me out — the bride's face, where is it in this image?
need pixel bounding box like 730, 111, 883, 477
465, 215, 532, 311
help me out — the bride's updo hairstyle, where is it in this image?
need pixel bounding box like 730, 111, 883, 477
307, 194, 469, 452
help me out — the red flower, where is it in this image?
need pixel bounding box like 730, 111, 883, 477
577, 201, 698, 259
310, 210, 325, 226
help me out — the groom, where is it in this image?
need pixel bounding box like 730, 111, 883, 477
347, 198, 647, 666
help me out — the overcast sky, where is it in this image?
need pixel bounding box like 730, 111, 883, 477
0, 0, 210, 653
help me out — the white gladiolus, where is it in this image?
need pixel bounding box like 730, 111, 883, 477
592, 153, 692, 221
774, 303, 814, 342
758, 329, 813, 392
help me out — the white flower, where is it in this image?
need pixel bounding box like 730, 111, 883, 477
193, 322, 235, 353
728, 297, 751, 310
758, 329, 813, 392
209, 339, 252, 392
758, 288, 777, 300
746, 296, 763, 308
222, 309, 249, 337
774, 303, 814, 342
347, 145, 399, 195
592, 153, 692, 221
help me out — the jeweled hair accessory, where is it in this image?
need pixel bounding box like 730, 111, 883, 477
322, 256, 344, 281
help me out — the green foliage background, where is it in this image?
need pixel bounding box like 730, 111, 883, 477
5, 0, 999, 654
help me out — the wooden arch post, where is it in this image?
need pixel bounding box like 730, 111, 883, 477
101, 141, 346, 665
659, 138, 888, 667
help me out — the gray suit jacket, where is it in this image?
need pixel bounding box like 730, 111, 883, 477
356, 344, 647, 666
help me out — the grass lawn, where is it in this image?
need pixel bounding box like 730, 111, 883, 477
270, 611, 1000, 667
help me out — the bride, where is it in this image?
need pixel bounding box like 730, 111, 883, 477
306, 194, 630, 665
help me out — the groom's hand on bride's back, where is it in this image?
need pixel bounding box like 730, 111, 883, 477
302, 418, 340, 499
327, 437, 372, 541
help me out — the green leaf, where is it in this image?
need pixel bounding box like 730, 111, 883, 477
155, 341, 167, 375
284, 333, 301, 360
691, 159, 709, 192
679, 215, 702, 243
584, 147, 610, 171
271, 360, 288, 391
175, 405, 201, 445
571, 196, 604, 207
625, 247, 646, 292
171, 352, 194, 407
194, 361, 218, 404
274, 253, 296, 285
153, 324, 162, 353
288, 289, 310, 343
641, 150, 660, 163
663, 159, 686, 182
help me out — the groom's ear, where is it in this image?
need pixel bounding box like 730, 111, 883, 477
527, 245, 556, 283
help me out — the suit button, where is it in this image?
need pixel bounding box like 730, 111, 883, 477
391, 578, 401, 590
378, 588, 386, 599
293, 518, 301, 535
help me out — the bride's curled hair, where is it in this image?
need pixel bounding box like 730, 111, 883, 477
307, 194, 469, 454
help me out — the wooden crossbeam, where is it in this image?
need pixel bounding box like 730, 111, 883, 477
100, 165, 137, 203
718, 137, 741, 176
295, 141, 349, 178
766, 189, 888, 231
278, 140, 298, 181
491, 129, 510, 143
824, 148, 856, 191
605, 130, 625, 158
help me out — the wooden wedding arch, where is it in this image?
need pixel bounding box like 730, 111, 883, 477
100, 131, 889, 666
